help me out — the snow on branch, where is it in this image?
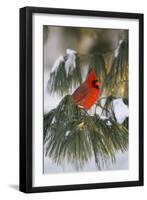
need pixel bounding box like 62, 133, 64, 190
50, 49, 77, 77
65, 49, 77, 76
51, 56, 65, 74
112, 98, 129, 124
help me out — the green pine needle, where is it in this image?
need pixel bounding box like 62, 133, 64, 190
44, 95, 128, 170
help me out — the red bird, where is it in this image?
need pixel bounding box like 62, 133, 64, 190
72, 69, 101, 109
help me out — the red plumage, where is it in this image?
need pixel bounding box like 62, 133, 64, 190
72, 69, 101, 109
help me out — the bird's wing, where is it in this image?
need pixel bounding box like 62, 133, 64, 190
72, 83, 89, 104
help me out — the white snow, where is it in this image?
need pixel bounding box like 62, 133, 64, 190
100, 116, 108, 120
95, 97, 128, 125
65, 49, 77, 76
50, 49, 77, 77
51, 56, 64, 74
106, 120, 112, 126
113, 98, 129, 124
44, 150, 128, 173
114, 39, 123, 58
66, 49, 76, 55
95, 98, 107, 116
51, 117, 56, 124
65, 130, 71, 137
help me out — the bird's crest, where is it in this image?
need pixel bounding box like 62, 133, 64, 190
87, 69, 97, 82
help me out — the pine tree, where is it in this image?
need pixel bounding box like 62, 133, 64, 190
44, 31, 129, 170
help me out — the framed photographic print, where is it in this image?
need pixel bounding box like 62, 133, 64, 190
19, 7, 144, 193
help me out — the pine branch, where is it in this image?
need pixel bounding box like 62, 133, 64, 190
103, 41, 128, 97
44, 95, 128, 170
48, 41, 128, 98
49, 56, 82, 96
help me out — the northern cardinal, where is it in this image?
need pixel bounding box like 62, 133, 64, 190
72, 69, 101, 109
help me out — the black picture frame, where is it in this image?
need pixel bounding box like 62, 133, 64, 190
19, 6, 144, 193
